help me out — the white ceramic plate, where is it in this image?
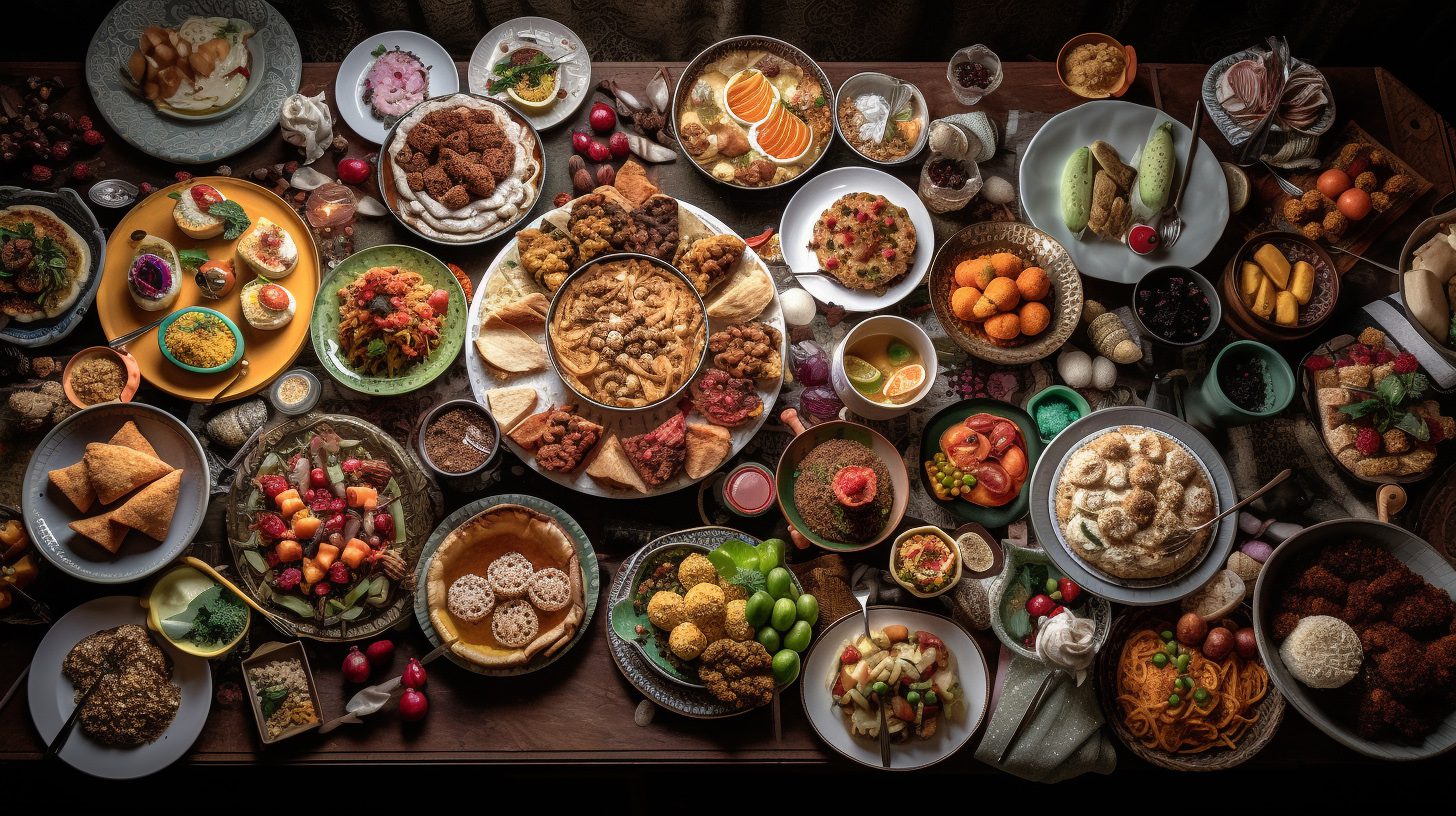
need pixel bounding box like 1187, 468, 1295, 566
801, 606, 989, 770
779, 166, 935, 312
336, 31, 460, 145
467, 16, 591, 131
466, 198, 784, 499
1019, 100, 1229, 284
28, 596, 212, 779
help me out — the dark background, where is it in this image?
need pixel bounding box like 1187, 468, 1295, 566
15, 0, 1456, 122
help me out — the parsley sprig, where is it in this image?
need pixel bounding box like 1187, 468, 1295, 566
487, 52, 560, 94
1339, 371, 1432, 440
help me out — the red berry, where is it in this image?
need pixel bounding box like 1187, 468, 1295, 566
313, 581, 332, 596
1355, 425, 1382, 456
571, 129, 592, 155
608, 131, 630, 160
49, 142, 70, 161
342, 458, 362, 473
328, 561, 350, 584
174, 170, 193, 182
81, 129, 105, 148
28, 164, 52, 183
588, 102, 616, 133
586, 140, 610, 163
1393, 352, 1418, 374
309, 467, 330, 489
70, 161, 93, 181
77, 115, 94, 130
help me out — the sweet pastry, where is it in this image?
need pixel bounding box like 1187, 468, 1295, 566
527, 567, 573, 612
491, 599, 540, 648
446, 574, 495, 623
487, 551, 534, 598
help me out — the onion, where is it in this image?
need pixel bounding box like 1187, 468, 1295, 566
341, 513, 361, 545
341, 645, 371, 683
790, 341, 830, 386
799, 385, 843, 422
365, 639, 395, 669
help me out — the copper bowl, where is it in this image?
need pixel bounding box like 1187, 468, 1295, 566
1221, 231, 1339, 342
61, 346, 140, 409
1057, 33, 1137, 99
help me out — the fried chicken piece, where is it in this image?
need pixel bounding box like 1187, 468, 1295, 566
1357, 687, 1435, 740
696, 639, 775, 709
1429, 634, 1456, 688
516, 228, 575, 292
420, 108, 467, 134
397, 148, 430, 174
439, 184, 470, 210
1294, 565, 1349, 603
405, 171, 425, 191
468, 122, 505, 151
1316, 539, 1399, 581
567, 193, 629, 263
422, 164, 451, 199
1342, 579, 1385, 626
441, 128, 470, 156
1392, 585, 1456, 633
675, 234, 746, 294
1281, 199, 1307, 224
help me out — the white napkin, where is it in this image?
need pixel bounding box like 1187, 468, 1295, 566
279, 91, 333, 164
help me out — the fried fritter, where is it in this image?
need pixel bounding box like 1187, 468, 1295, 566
516, 228, 575, 292
675, 234, 746, 294
567, 193, 629, 263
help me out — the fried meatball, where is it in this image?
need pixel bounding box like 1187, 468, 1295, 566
684, 582, 726, 630
405, 122, 442, 155
439, 184, 470, 210
468, 122, 506, 151
647, 590, 686, 630
1120, 488, 1157, 527
422, 164, 451, 199
480, 146, 514, 182
420, 107, 468, 134
1300, 188, 1326, 212
724, 598, 753, 640
441, 128, 470, 156
405, 172, 425, 192
677, 553, 718, 589
668, 622, 707, 660
718, 577, 748, 602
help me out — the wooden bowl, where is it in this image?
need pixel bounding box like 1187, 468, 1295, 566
61, 346, 140, 408
1057, 33, 1137, 99
1221, 231, 1339, 342
928, 221, 1083, 365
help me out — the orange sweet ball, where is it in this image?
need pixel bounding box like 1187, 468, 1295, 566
1016, 266, 1051, 301
954, 257, 986, 288
983, 312, 1021, 340
1019, 300, 1051, 336
990, 252, 1024, 278
950, 285, 981, 321
982, 277, 1020, 312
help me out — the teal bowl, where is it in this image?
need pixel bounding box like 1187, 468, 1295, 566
157, 307, 245, 374
1025, 385, 1092, 444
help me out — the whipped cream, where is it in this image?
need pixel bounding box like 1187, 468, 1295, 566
1034, 610, 1097, 686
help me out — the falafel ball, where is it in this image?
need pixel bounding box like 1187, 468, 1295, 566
677, 553, 719, 589
684, 581, 727, 630
647, 590, 686, 631
718, 577, 748, 602
724, 599, 754, 640
668, 622, 708, 660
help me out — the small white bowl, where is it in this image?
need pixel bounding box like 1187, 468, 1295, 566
831, 315, 938, 420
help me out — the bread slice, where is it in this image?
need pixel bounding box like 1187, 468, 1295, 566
585, 435, 647, 493
484, 386, 538, 432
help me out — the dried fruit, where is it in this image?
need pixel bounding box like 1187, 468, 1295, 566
567, 154, 586, 176
609, 131, 630, 159
596, 164, 615, 187
572, 168, 593, 194
552, 191, 571, 207
81, 129, 104, 148
586, 140, 611, 163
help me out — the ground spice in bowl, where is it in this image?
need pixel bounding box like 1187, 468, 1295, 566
70, 353, 125, 405
423, 405, 497, 474
1219, 353, 1271, 412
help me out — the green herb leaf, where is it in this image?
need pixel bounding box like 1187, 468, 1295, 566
1338, 398, 1382, 421
1376, 374, 1406, 404
208, 200, 251, 240
178, 247, 209, 272
258, 684, 290, 718
1396, 411, 1431, 441
366, 338, 388, 358
167, 191, 181, 200
730, 567, 767, 595
371, 43, 387, 58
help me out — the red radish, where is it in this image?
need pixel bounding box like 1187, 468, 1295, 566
399, 688, 429, 722
365, 639, 395, 669
571, 130, 592, 154
337, 157, 370, 185
342, 646, 371, 683
1026, 594, 1055, 617
588, 102, 616, 133
402, 657, 427, 689
608, 131, 630, 159
586, 141, 611, 163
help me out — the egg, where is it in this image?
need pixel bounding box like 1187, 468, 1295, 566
1337, 188, 1372, 221
1091, 355, 1117, 390
1057, 349, 1093, 389
1316, 169, 1351, 200
982, 175, 1015, 205
779, 287, 816, 326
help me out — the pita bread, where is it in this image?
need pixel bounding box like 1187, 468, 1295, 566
684, 423, 732, 479
614, 159, 659, 207
585, 184, 635, 213
69, 511, 125, 554
83, 443, 172, 505
110, 469, 181, 541
108, 421, 158, 459
48, 461, 95, 513
474, 314, 547, 374
426, 505, 584, 668
705, 262, 775, 323
585, 434, 648, 493
484, 386, 538, 432
0, 204, 90, 322
491, 292, 548, 332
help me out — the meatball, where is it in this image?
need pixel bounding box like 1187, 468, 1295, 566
677, 553, 718, 589
647, 590, 686, 630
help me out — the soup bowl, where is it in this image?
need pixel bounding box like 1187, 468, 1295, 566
830, 315, 937, 420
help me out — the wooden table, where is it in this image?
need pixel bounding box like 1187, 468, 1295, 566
2, 61, 1453, 771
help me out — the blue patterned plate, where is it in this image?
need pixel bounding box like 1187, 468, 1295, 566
0, 186, 105, 348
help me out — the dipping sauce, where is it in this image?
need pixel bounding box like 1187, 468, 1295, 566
270, 370, 319, 415
843, 334, 925, 405
69, 353, 125, 405
722, 462, 775, 517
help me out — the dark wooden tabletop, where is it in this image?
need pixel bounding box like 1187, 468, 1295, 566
1, 60, 1453, 770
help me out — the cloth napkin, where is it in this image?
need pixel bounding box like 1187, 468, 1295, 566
974, 651, 1116, 782
279, 91, 334, 164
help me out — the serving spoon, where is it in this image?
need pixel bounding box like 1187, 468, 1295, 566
851, 572, 892, 768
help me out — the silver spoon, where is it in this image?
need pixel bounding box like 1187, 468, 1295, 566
852, 575, 892, 768
207, 358, 249, 407
1328, 245, 1400, 275
1159, 99, 1204, 248
1164, 469, 1292, 554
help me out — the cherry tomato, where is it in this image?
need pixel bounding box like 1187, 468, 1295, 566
310, 468, 329, 489
257, 283, 290, 311
427, 289, 449, 312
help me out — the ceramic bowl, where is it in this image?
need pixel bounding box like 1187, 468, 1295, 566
1221, 231, 1339, 341
889, 525, 964, 598
1057, 33, 1137, 98
1024, 385, 1091, 444
1130, 266, 1222, 348
988, 541, 1113, 660
62, 346, 141, 408
776, 413, 910, 553
1398, 206, 1456, 365
830, 315, 937, 420
156, 306, 245, 374
143, 565, 250, 658
834, 72, 929, 166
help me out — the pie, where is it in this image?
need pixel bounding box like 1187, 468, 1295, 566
427, 504, 585, 668
808, 192, 916, 292
1053, 426, 1216, 580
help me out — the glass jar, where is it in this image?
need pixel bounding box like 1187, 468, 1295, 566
947, 45, 1004, 106
918, 156, 984, 214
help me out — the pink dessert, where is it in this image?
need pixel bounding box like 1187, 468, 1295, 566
363, 48, 430, 122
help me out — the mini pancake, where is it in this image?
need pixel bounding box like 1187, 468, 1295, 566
585, 434, 648, 493
110, 469, 181, 541
474, 313, 546, 374
48, 461, 96, 513
82, 443, 172, 505
684, 423, 732, 479
107, 421, 158, 460
69, 511, 126, 554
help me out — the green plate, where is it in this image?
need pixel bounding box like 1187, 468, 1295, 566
413, 494, 599, 677
310, 244, 466, 395
916, 399, 1042, 528
775, 420, 909, 552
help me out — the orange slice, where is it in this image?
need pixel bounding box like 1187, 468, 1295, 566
883, 364, 926, 399
756, 105, 812, 160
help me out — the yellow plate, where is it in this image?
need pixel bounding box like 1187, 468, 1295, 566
98, 177, 319, 402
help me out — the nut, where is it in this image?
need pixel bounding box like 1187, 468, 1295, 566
596, 164, 616, 187
572, 168, 593, 194
567, 154, 586, 176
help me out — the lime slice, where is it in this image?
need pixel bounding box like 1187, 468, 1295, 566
844, 355, 883, 393
883, 364, 926, 398
886, 340, 915, 365
1221, 162, 1250, 213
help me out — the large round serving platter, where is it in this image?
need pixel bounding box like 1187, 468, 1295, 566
336, 31, 460, 145
0, 186, 106, 348
1019, 100, 1229, 284
310, 244, 466, 396
466, 196, 785, 499
467, 16, 592, 131
21, 403, 209, 585
28, 596, 211, 779
413, 494, 599, 677
97, 176, 319, 402
85, 0, 302, 163
799, 606, 990, 770
779, 166, 935, 312
224, 413, 437, 642
1027, 406, 1237, 606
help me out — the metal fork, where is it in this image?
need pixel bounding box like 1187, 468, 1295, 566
1163, 469, 1292, 555
852, 577, 892, 768
1263, 160, 1305, 198
1159, 99, 1205, 248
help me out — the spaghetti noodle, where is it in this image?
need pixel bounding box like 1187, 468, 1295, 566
1115, 628, 1269, 754
336, 266, 446, 377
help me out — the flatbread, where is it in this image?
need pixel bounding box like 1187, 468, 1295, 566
0, 204, 90, 322
426, 504, 584, 668
110, 469, 181, 541
614, 159, 659, 207
83, 443, 171, 505
684, 423, 732, 480
491, 292, 548, 332
48, 461, 95, 513
705, 262, 775, 323
108, 421, 158, 460
69, 511, 125, 554
474, 314, 546, 374
585, 434, 648, 493
483, 386, 538, 432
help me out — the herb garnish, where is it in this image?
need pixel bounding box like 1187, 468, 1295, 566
0, 221, 71, 296
208, 200, 251, 240
1338, 371, 1431, 440
367, 338, 388, 358
371, 43, 387, 58
178, 248, 209, 272
487, 52, 559, 94
258, 684, 290, 718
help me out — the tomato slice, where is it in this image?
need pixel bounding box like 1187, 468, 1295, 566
974, 462, 1012, 495
940, 424, 990, 469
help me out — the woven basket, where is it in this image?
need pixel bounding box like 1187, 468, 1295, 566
1095, 606, 1285, 772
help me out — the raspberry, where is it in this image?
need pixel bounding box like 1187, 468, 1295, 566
1374, 348, 1394, 364
81, 129, 104, 148
1304, 355, 1335, 371
174, 170, 193, 182
1393, 352, 1418, 374
77, 115, 93, 130
328, 561, 350, 584
314, 581, 332, 596
70, 161, 93, 181
138, 181, 157, 196
49, 142, 70, 161
275, 568, 303, 591
265, 550, 280, 568
1355, 426, 1382, 456
28, 164, 52, 183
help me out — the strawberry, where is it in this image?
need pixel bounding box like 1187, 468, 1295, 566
174, 170, 193, 182
1393, 352, 1418, 374
839, 645, 861, 665
1355, 425, 1382, 456
1057, 577, 1082, 604
28, 164, 52, 183
77, 115, 93, 130
70, 161, 94, 181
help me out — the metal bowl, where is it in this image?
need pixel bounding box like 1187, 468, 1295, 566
1398, 206, 1456, 365
833, 72, 928, 166
672, 35, 835, 191
544, 252, 707, 414
1130, 265, 1222, 348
